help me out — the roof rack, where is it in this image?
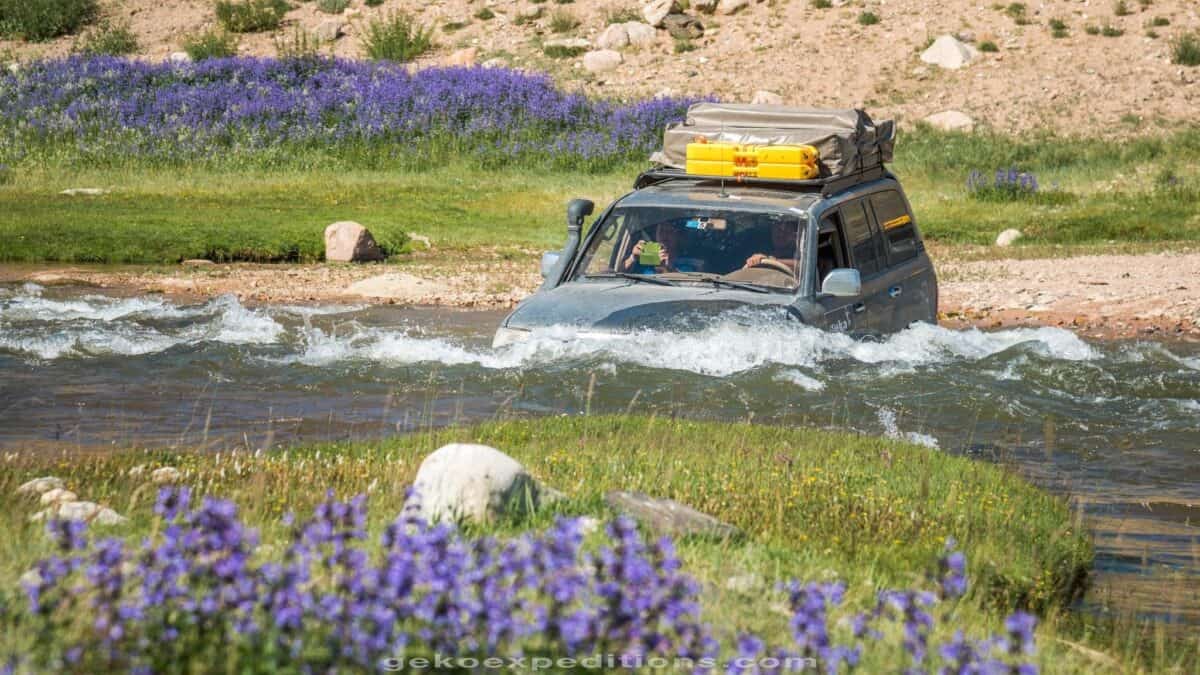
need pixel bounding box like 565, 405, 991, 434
633, 165, 888, 197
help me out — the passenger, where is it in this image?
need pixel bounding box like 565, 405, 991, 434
621, 221, 702, 274
743, 220, 800, 273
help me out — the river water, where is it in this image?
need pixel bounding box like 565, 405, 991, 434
1, 282, 1198, 623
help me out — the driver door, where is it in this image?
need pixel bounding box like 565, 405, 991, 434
814, 215, 869, 336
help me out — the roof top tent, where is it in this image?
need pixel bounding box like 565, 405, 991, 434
640, 104, 896, 195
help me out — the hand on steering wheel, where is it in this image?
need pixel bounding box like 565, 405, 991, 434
744, 254, 794, 275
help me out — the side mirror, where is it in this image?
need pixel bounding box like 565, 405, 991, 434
820, 268, 862, 297
539, 251, 560, 279
566, 198, 594, 232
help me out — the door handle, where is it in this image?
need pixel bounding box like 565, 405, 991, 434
852, 302, 866, 313
888, 286, 902, 298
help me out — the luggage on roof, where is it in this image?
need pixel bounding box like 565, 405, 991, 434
650, 104, 895, 180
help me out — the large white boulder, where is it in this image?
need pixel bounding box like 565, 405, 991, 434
920, 35, 979, 70
40, 488, 77, 507
583, 49, 623, 74
924, 110, 975, 132
623, 22, 658, 48
995, 228, 1023, 247
324, 221, 385, 263
17, 476, 64, 496
595, 23, 630, 50
642, 0, 678, 27
151, 467, 182, 484
407, 444, 539, 524
33, 501, 128, 526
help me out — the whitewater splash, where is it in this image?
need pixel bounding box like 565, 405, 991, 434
0, 286, 285, 360
2, 285, 1104, 375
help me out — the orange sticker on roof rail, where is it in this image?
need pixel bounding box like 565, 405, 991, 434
883, 214, 911, 230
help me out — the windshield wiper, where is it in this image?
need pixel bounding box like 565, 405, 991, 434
664, 273, 771, 294
591, 272, 679, 287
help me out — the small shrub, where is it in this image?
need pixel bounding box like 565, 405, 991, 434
73, 19, 138, 55
182, 29, 239, 60
1048, 18, 1067, 30
442, 20, 468, 32
316, 0, 349, 14
1100, 25, 1124, 37
1084, 24, 1101, 35
811, 0, 832, 8
673, 37, 695, 53
1145, 29, 1158, 39
978, 40, 998, 52
553, 0, 574, 4
543, 43, 584, 58
0, 0, 98, 42
474, 7, 494, 20
1149, 16, 1169, 27
274, 26, 319, 58
364, 0, 383, 5
1113, 0, 1130, 16
857, 11, 880, 26
548, 8, 579, 33
513, 9, 541, 25
604, 7, 640, 24
214, 0, 291, 33
1172, 32, 1200, 66
361, 11, 433, 62
1004, 2, 1026, 21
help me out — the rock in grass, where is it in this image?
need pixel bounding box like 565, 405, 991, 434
40, 488, 78, 507
151, 467, 182, 484
995, 228, 1023, 247
604, 490, 742, 540
59, 188, 108, 196
406, 444, 540, 524
33, 501, 128, 526
583, 50, 623, 74
16, 476, 64, 496
324, 221, 385, 263
920, 35, 979, 70
924, 110, 975, 132
168, 51, 191, 65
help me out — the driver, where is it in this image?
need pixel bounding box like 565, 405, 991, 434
620, 221, 702, 274
743, 219, 800, 273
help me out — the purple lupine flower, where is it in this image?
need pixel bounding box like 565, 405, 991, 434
46, 518, 88, 552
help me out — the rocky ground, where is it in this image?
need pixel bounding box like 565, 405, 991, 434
4, 0, 1199, 134
4, 248, 1198, 339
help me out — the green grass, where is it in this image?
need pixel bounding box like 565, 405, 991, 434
1, 416, 1195, 671
857, 11, 880, 26
181, 28, 239, 60
1172, 31, 1200, 66
0, 417, 1087, 668
214, 0, 290, 34
3, 127, 1199, 263
71, 19, 138, 56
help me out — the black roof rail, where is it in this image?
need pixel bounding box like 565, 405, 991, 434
634, 165, 889, 197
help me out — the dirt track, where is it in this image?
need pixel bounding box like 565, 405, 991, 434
5, 249, 1198, 339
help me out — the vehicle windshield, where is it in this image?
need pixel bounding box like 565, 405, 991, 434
573, 206, 805, 291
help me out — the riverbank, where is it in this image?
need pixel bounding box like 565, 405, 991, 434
5, 243, 1198, 339
0, 416, 1149, 672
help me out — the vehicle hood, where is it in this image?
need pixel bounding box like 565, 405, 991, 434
504, 280, 797, 332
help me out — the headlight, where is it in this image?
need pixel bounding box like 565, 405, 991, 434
492, 326, 531, 348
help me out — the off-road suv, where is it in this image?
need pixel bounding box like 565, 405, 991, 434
494, 106, 937, 346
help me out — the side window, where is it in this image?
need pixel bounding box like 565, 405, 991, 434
870, 191, 918, 265
840, 200, 883, 277
815, 216, 849, 287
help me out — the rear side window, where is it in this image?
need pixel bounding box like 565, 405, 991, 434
840, 201, 884, 277
870, 191, 918, 264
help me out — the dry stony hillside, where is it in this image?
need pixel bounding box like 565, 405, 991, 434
3, 0, 1200, 133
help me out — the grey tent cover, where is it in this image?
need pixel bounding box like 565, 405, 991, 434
650, 103, 895, 178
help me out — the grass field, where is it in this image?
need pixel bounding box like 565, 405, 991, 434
2, 417, 1195, 672
1, 127, 1199, 264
